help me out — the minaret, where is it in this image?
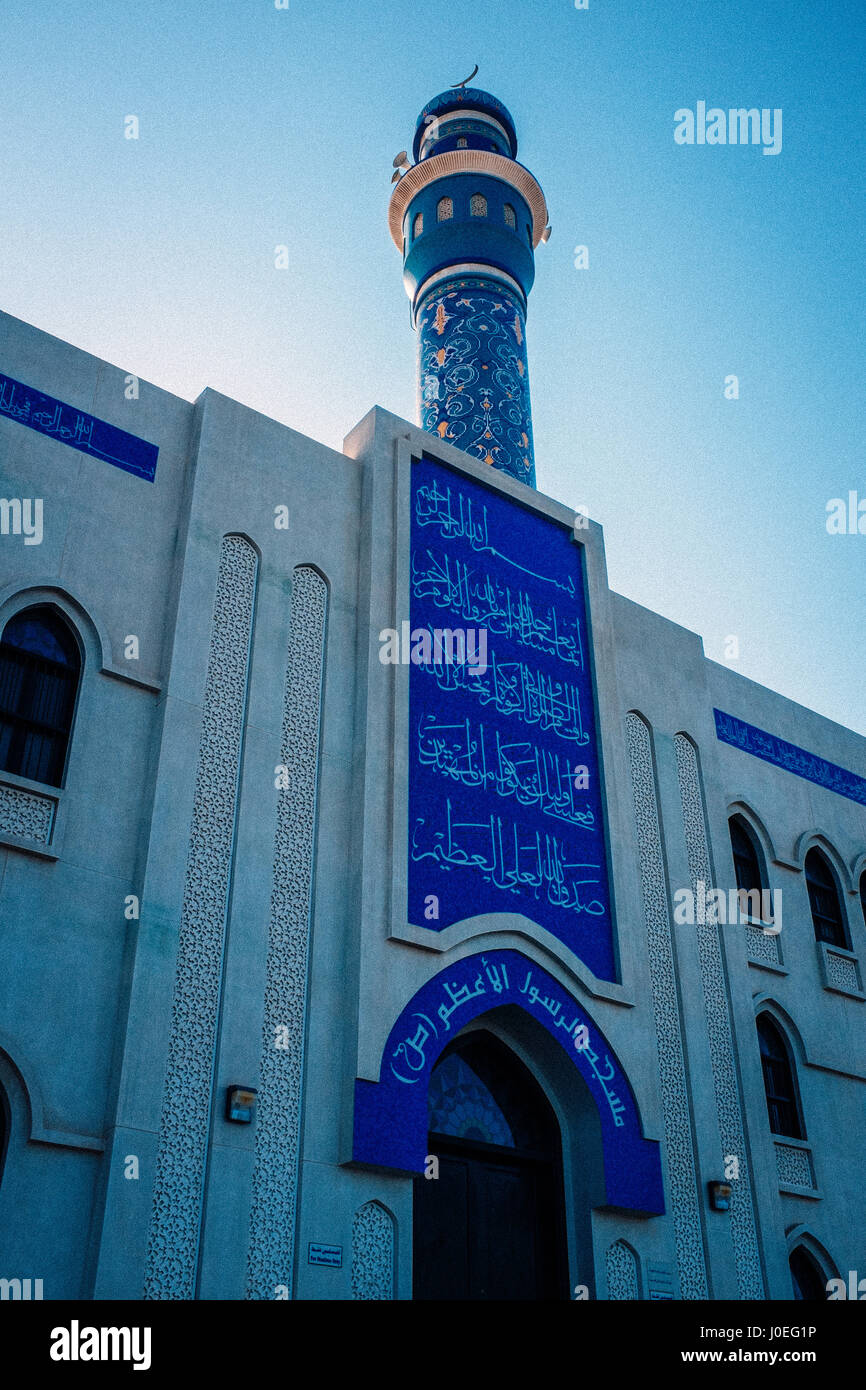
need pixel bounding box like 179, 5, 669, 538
389, 82, 549, 488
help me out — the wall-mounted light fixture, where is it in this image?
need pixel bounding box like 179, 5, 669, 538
708, 1180, 732, 1211
226, 1086, 258, 1124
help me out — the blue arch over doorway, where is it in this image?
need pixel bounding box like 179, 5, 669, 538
352, 948, 664, 1215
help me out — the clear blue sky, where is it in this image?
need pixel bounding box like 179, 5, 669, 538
2, 0, 864, 734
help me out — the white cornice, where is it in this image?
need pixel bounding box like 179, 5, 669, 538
389, 150, 548, 249
412, 262, 525, 320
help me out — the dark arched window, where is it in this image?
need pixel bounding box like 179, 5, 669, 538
470, 193, 487, 218
428, 1046, 517, 1146
757, 1014, 803, 1139
729, 815, 768, 918
412, 212, 423, 240
805, 848, 847, 946
437, 196, 453, 222
504, 203, 516, 229
789, 1246, 828, 1300
0, 607, 81, 787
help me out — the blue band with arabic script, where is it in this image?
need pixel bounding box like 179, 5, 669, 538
0, 372, 158, 482
352, 949, 664, 1215
714, 709, 866, 808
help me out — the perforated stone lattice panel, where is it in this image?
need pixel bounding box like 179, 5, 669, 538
605, 1239, 639, 1300
143, 534, 258, 1300
674, 734, 765, 1300
775, 1142, 815, 1190
246, 567, 328, 1300
625, 714, 707, 1300
746, 923, 782, 967
0, 783, 55, 844
351, 1202, 394, 1300
824, 949, 861, 994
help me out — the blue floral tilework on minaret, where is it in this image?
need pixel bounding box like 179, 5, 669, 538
417, 278, 535, 487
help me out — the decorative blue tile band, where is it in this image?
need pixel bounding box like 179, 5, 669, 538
0, 372, 158, 482
714, 709, 866, 807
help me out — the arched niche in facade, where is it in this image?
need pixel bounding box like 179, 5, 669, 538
352, 948, 664, 1216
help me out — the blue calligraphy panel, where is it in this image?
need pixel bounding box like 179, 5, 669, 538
408, 455, 616, 980
0, 372, 158, 482
352, 949, 663, 1213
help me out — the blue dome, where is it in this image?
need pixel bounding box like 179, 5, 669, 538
412, 88, 518, 161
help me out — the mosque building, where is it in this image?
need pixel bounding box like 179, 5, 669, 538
0, 83, 863, 1302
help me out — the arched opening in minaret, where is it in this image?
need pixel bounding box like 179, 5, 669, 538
413, 1030, 568, 1300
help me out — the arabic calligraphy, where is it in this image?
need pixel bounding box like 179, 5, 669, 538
415, 478, 578, 596
412, 550, 584, 668
408, 458, 614, 975
0, 372, 158, 482
388, 957, 626, 1127
417, 642, 588, 744
417, 712, 595, 825
411, 800, 606, 914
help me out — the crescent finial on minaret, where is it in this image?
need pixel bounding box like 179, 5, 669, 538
450, 64, 479, 89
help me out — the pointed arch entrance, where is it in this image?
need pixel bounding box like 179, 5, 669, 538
353, 949, 664, 1217
413, 1032, 568, 1300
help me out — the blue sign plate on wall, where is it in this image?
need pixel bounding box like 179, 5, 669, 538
308, 1243, 342, 1268
407, 455, 616, 981
0, 372, 158, 482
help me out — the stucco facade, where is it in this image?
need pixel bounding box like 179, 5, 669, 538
0, 298, 863, 1301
